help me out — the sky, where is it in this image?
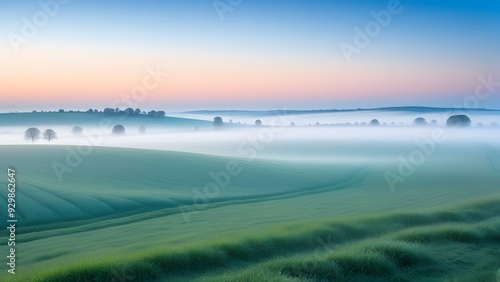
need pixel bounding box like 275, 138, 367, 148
1, 0, 500, 112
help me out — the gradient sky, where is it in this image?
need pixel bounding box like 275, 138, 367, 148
1, 0, 500, 111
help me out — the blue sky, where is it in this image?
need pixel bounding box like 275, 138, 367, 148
1, 0, 499, 111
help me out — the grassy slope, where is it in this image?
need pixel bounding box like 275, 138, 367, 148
0, 143, 499, 281
19, 196, 500, 281
0, 112, 212, 128
0, 145, 366, 227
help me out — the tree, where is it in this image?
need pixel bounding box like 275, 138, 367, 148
370, 119, 380, 126
135, 108, 141, 115
25, 127, 41, 143
112, 125, 126, 135
413, 117, 427, 126
148, 110, 157, 117
43, 129, 57, 142
446, 115, 471, 127
255, 119, 262, 126
139, 125, 146, 134
124, 108, 135, 114
104, 108, 115, 114
213, 116, 223, 128
157, 111, 166, 117
72, 126, 84, 136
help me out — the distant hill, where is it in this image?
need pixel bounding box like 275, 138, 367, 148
2, 107, 499, 128
183, 106, 500, 117
0, 112, 212, 127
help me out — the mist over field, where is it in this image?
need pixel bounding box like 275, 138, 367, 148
1, 126, 500, 160
1, 110, 499, 160
171, 109, 500, 126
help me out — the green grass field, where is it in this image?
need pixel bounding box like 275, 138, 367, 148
6, 197, 500, 281
0, 141, 499, 281
0, 112, 211, 128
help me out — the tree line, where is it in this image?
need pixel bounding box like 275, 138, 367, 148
213, 115, 478, 127
101, 108, 166, 117
21, 114, 489, 143
24, 124, 140, 143
31, 108, 168, 117
24, 128, 57, 143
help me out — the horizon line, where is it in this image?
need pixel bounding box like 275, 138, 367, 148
2, 105, 500, 115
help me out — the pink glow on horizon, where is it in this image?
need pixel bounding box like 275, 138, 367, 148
0, 47, 481, 106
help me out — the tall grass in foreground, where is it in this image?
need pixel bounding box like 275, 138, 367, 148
24, 196, 500, 282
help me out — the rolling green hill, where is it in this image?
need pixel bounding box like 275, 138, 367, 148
0, 112, 211, 128
0, 145, 368, 228
0, 143, 499, 281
